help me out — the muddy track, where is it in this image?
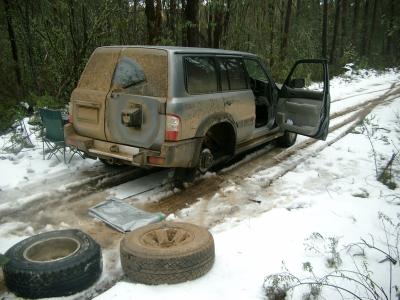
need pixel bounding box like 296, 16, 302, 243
1, 86, 399, 299
2, 83, 397, 221
142, 85, 400, 216
1, 83, 398, 222
0, 166, 152, 221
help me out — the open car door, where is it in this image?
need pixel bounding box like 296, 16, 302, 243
276, 59, 330, 140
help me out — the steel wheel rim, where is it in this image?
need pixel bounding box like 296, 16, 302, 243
23, 237, 81, 263
198, 148, 213, 174
140, 227, 194, 248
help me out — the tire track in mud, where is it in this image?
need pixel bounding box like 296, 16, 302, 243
142, 85, 400, 222
0, 166, 150, 220
2, 83, 397, 221
1, 84, 397, 222
331, 85, 397, 103
0, 86, 399, 299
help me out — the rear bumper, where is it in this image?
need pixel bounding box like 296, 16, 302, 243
64, 123, 202, 168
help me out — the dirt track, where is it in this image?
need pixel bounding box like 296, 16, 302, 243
142, 84, 400, 217
0, 85, 399, 298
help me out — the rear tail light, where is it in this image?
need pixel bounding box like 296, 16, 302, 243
148, 156, 165, 165
165, 114, 180, 141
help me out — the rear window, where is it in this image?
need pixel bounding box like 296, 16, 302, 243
78, 47, 168, 98
114, 48, 168, 98
78, 48, 120, 92
185, 57, 218, 94
113, 57, 146, 89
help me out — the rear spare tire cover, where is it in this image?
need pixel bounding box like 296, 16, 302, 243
120, 222, 215, 285
3, 229, 102, 299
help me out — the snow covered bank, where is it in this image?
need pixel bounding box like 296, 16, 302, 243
97, 82, 400, 298
0, 67, 399, 300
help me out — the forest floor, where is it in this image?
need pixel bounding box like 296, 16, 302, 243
0, 67, 399, 299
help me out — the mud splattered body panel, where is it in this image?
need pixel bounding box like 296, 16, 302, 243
66, 47, 330, 168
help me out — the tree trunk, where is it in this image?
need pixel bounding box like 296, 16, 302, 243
207, 1, 212, 47
340, 0, 348, 56
329, 0, 341, 64
367, 0, 378, 55
185, 0, 199, 47
223, 0, 231, 36
169, 0, 176, 43
296, 0, 301, 18
386, 0, 394, 56
360, 0, 370, 56
351, 0, 360, 49
269, 0, 275, 67
322, 0, 328, 59
213, 4, 224, 48
145, 0, 161, 44
155, 0, 162, 38
132, 0, 138, 41
280, 0, 293, 60
3, 0, 22, 92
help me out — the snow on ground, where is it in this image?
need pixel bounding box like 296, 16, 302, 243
0, 67, 399, 300
0, 118, 98, 191
0, 67, 398, 193
97, 74, 400, 298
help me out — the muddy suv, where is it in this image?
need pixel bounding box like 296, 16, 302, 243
65, 46, 330, 172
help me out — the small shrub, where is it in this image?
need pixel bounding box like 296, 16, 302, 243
32, 93, 64, 109
304, 233, 342, 269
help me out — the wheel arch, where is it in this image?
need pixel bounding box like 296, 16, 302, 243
195, 112, 237, 155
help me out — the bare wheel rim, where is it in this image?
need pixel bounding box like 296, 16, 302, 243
198, 148, 214, 174
23, 237, 81, 263
287, 132, 296, 142
140, 227, 194, 248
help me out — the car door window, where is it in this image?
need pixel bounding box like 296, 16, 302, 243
217, 59, 230, 91
288, 63, 324, 93
224, 58, 247, 90
244, 59, 269, 82
185, 57, 218, 94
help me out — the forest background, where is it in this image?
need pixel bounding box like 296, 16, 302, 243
0, 0, 399, 132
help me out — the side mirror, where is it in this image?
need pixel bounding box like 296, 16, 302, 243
288, 78, 305, 89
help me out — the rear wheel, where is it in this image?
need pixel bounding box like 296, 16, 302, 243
277, 131, 297, 147
201, 125, 233, 170
198, 148, 214, 174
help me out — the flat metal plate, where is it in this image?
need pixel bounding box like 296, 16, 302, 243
89, 198, 164, 232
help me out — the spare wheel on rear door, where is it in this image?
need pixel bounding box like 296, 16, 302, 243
120, 222, 215, 284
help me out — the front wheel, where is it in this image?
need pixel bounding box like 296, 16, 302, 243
277, 131, 297, 147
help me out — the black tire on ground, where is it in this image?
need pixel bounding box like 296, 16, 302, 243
120, 222, 215, 285
172, 167, 197, 188
277, 131, 297, 147
3, 229, 102, 299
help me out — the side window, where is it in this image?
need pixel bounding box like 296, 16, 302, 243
217, 59, 230, 91
113, 57, 146, 88
224, 58, 247, 90
244, 59, 269, 82
185, 57, 218, 94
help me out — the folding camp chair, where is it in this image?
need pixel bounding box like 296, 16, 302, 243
39, 108, 83, 163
